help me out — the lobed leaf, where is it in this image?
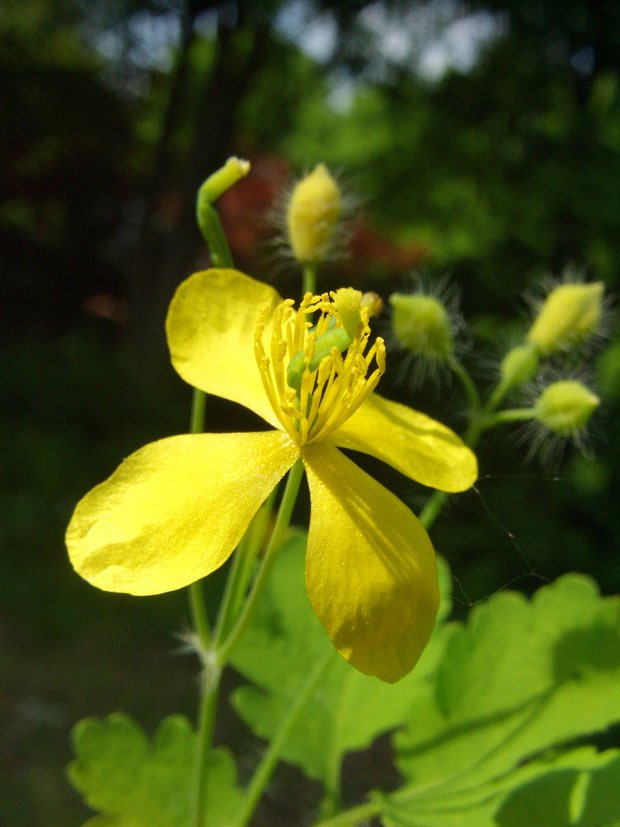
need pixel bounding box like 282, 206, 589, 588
381, 747, 620, 826
68, 713, 242, 827
385, 575, 620, 825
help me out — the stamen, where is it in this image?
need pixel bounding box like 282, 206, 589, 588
254, 290, 385, 446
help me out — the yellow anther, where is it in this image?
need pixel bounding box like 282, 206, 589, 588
254, 288, 385, 446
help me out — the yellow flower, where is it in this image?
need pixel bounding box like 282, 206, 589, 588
66, 270, 477, 682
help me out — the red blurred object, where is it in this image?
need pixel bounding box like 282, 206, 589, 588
82, 293, 128, 324
344, 220, 427, 282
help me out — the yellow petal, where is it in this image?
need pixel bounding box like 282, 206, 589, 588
333, 393, 477, 493
66, 431, 297, 595
166, 269, 282, 427
303, 443, 439, 683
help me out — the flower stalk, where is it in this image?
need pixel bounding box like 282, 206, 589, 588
196, 157, 249, 267
236, 645, 335, 827
215, 459, 305, 666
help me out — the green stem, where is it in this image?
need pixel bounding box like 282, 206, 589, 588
211, 484, 279, 647
188, 388, 211, 647
190, 389, 207, 433
196, 158, 248, 268
215, 459, 305, 665
419, 491, 448, 532
418, 405, 535, 532
189, 580, 211, 651
197, 204, 234, 267
448, 357, 481, 412
187, 386, 216, 827
229, 487, 278, 622
303, 262, 317, 295
188, 160, 252, 827
212, 533, 251, 647
318, 669, 352, 819
236, 646, 334, 827
192, 665, 220, 827
485, 378, 512, 413
311, 800, 382, 827
486, 407, 537, 425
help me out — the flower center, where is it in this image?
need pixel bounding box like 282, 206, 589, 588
254, 290, 386, 447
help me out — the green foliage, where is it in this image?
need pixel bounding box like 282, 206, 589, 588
386, 575, 620, 825
68, 714, 242, 827
230, 533, 620, 826
230, 530, 455, 785
381, 746, 620, 826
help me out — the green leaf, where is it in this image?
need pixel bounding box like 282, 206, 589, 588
384, 575, 620, 825
381, 746, 620, 827
68, 714, 242, 827
230, 530, 454, 786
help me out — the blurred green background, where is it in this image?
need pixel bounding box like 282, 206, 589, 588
2, 1, 620, 824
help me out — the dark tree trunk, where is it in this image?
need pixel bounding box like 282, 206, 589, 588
128, 2, 273, 374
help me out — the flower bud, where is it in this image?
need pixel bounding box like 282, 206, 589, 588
527, 282, 604, 355
200, 156, 250, 203
500, 343, 539, 390
389, 293, 453, 360
534, 380, 600, 436
286, 164, 341, 264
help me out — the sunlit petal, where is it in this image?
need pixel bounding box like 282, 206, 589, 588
333, 393, 477, 493
303, 443, 439, 683
166, 269, 282, 426
66, 431, 297, 595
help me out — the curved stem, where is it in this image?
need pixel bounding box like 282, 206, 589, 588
188, 160, 252, 827
196, 203, 234, 268
448, 357, 481, 412
236, 646, 334, 827
196, 158, 249, 268
485, 378, 512, 414
216, 459, 304, 665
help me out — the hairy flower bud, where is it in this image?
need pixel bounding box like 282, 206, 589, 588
389, 293, 454, 360
286, 164, 342, 264
534, 380, 600, 437
528, 282, 604, 355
